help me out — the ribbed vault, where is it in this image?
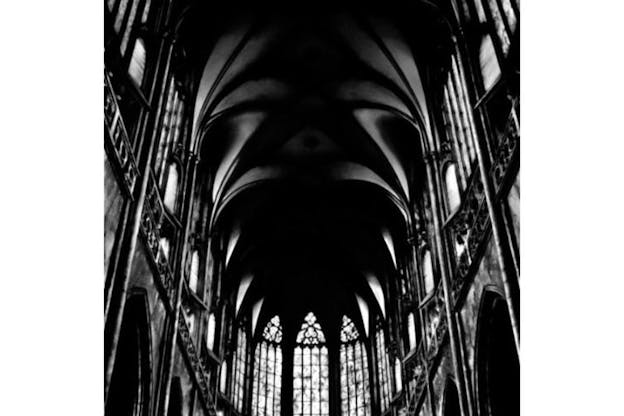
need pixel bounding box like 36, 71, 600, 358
176, 1, 453, 331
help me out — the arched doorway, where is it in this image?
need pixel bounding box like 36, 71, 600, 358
105, 293, 151, 416
476, 290, 519, 416
167, 377, 183, 416
442, 378, 461, 416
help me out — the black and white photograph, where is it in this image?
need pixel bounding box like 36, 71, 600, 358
103, 1, 519, 415
8, 1, 624, 416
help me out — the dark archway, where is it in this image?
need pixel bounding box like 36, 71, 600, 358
442, 378, 461, 416
476, 290, 519, 416
105, 292, 152, 416
167, 377, 183, 416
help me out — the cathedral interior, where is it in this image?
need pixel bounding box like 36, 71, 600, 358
104, 1, 519, 415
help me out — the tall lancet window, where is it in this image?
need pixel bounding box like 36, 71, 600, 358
340, 315, 371, 416
293, 312, 329, 416
231, 323, 248, 413
252, 316, 283, 416
374, 319, 392, 412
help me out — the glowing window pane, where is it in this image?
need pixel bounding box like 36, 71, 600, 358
206, 313, 216, 350
423, 250, 434, 293
487, 0, 511, 54
394, 358, 403, 393
252, 316, 282, 416
189, 251, 199, 292
231, 326, 247, 412
220, 361, 228, 393
501, 0, 518, 34
120, 0, 140, 55
293, 313, 329, 416
407, 313, 417, 350
375, 320, 392, 412
128, 38, 146, 87
154, 81, 176, 174
159, 237, 170, 260
480, 35, 501, 91
163, 164, 179, 212
340, 316, 371, 416
141, 0, 151, 23
445, 164, 461, 213
113, 0, 129, 33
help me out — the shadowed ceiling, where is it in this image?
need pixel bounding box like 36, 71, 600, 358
175, 1, 453, 338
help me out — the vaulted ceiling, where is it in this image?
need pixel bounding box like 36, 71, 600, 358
176, 1, 453, 337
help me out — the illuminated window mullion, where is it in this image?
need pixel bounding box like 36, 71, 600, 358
446, 79, 472, 179
449, 65, 475, 173
451, 55, 479, 164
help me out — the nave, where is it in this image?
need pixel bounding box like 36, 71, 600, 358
104, 1, 520, 415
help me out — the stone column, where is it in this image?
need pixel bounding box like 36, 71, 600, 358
423, 150, 471, 416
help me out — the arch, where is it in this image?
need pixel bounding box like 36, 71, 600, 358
167, 377, 183, 416
251, 315, 283, 416
442, 378, 461, 416
475, 289, 520, 416
105, 291, 152, 416
211, 161, 411, 229
293, 312, 329, 416
340, 315, 371, 416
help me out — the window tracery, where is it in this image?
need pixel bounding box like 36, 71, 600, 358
374, 319, 392, 412
340, 316, 371, 416
293, 312, 329, 416
252, 316, 283, 416
231, 323, 248, 413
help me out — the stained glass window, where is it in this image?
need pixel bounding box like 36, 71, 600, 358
231, 324, 248, 413
293, 312, 329, 416
340, 316, 371, 416
374, 319, 392, 412
252, 316, 283, 416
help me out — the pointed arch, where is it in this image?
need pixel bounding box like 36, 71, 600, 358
340, 315, 371, 416
252, 315, 283, 416
105, 290, 152, 416
293, 312, 329, 416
